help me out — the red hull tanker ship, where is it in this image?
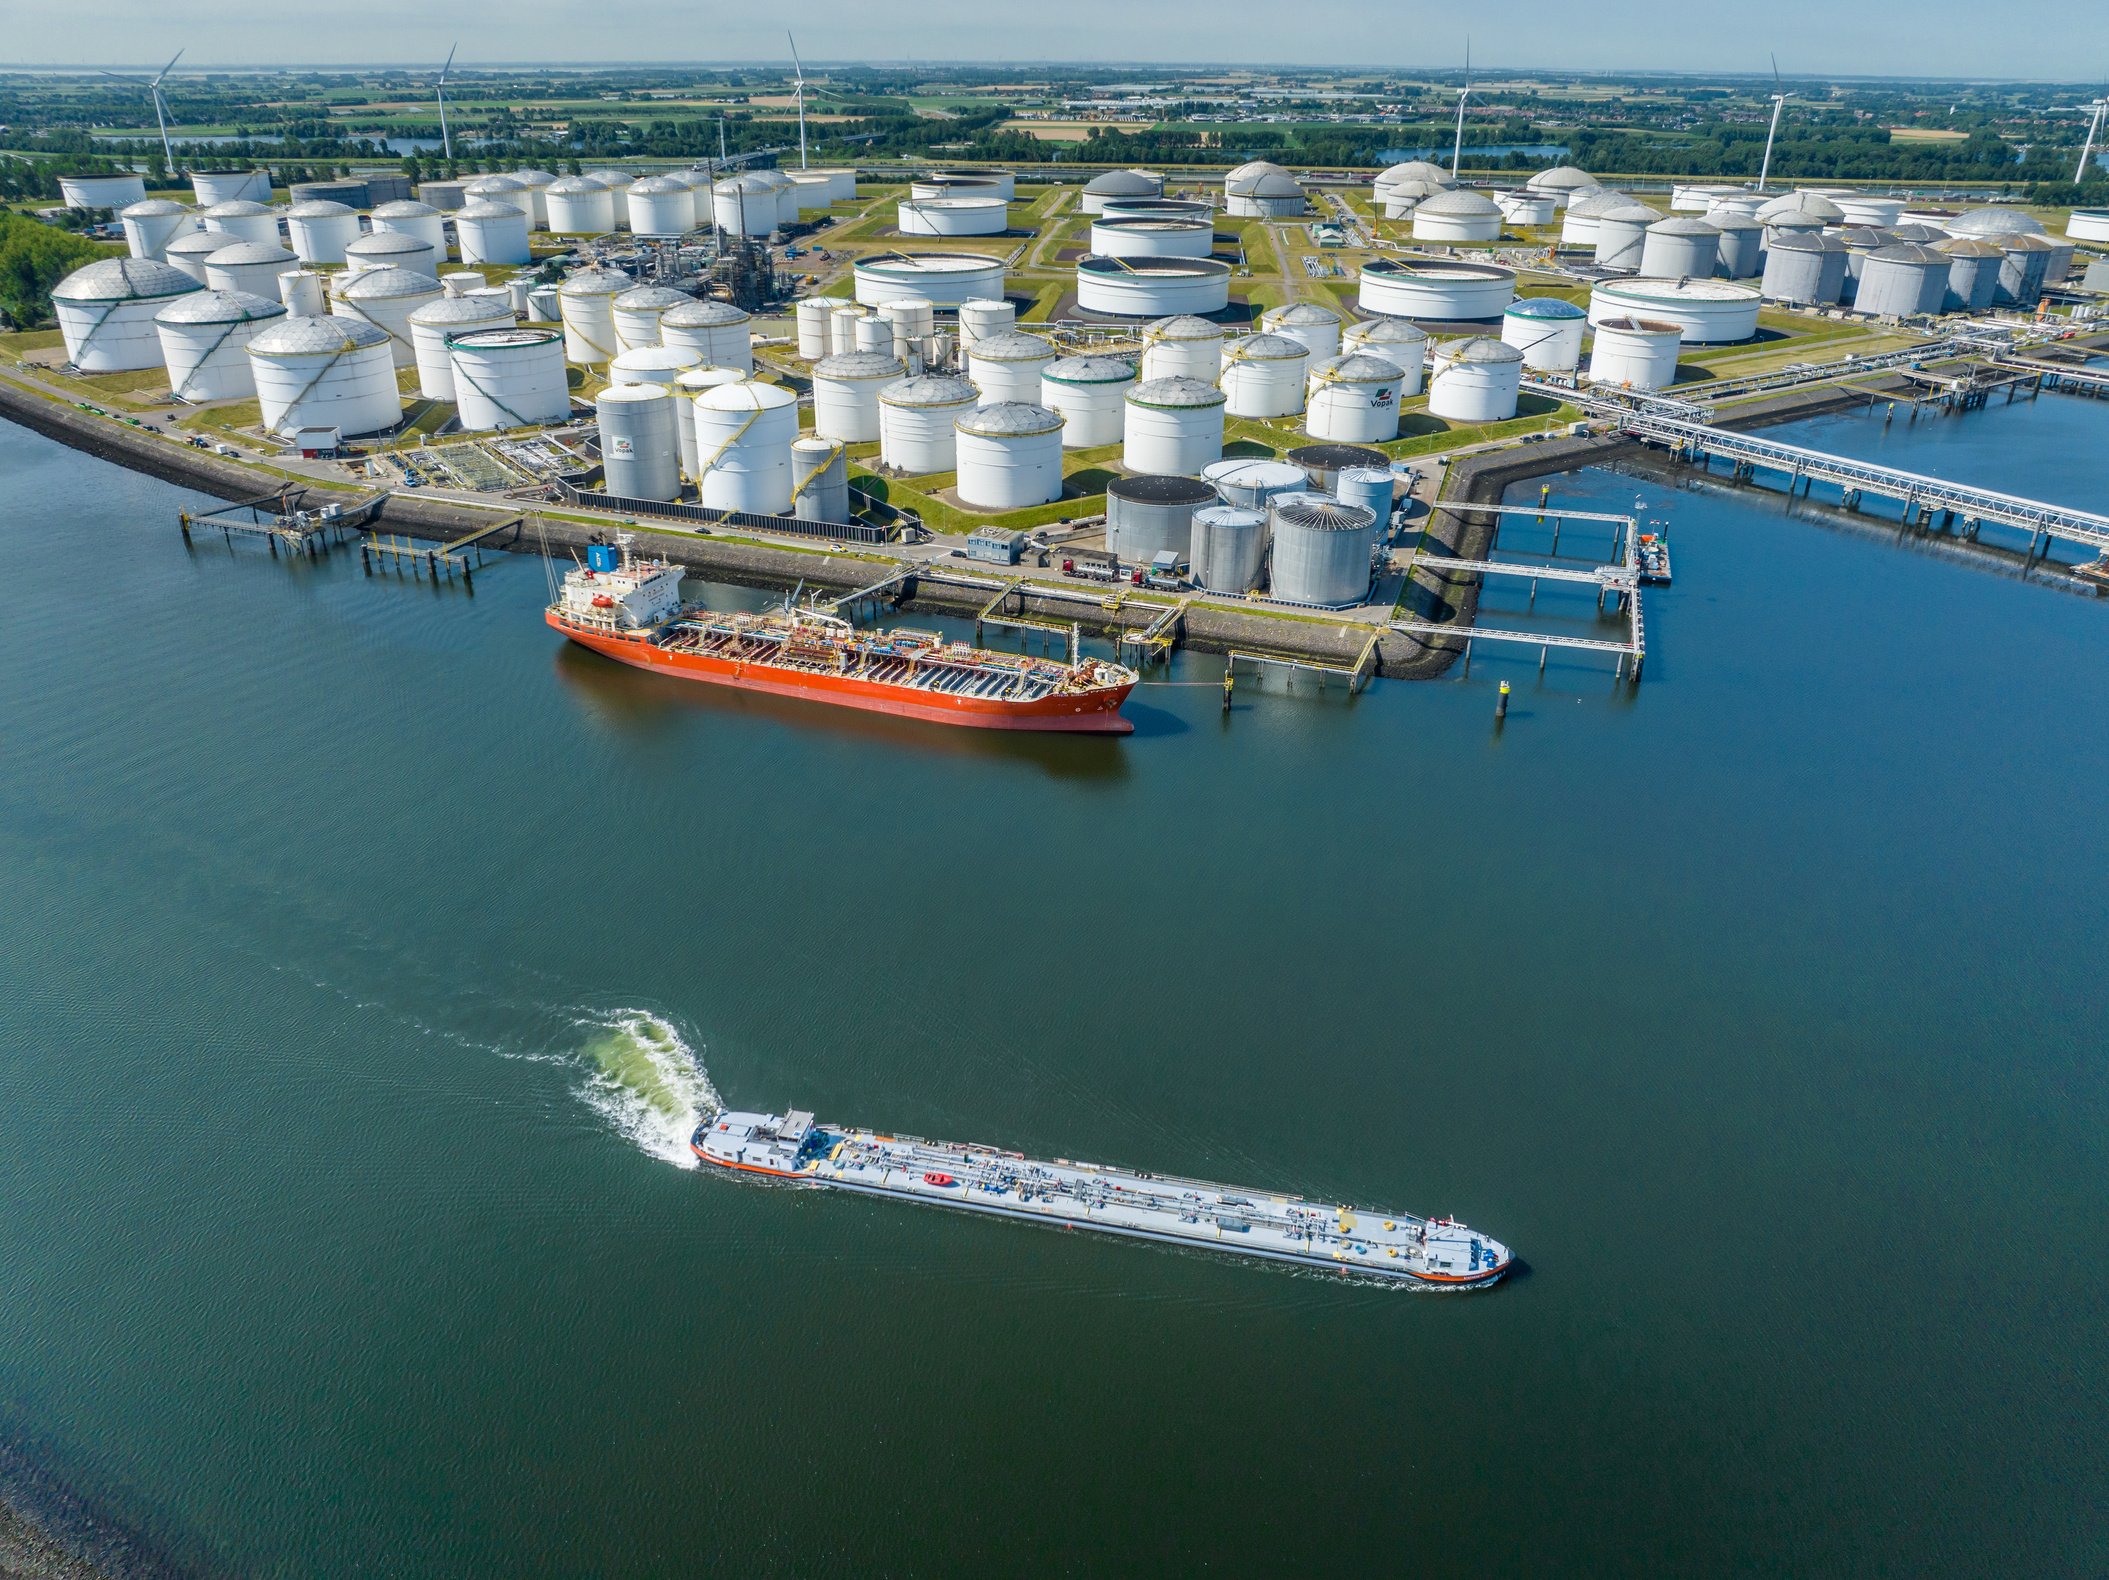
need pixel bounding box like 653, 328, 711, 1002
548, 539, 1137, 733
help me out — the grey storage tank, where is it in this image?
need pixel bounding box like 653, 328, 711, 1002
1760, 231, 1849, 306
1267, 494, 1380, 607
1106, 474, 1216, 563
1639, 217, 1720, 281
791, 437, 850, 523
1837, 228, 1897, 297
1286, 443, 1388, 494
596, 384, 681, 502
1592, 203, 1661, 272
1189, 505, 1269, 594
1995, 235, 2054, 308
1708, 213, 1766, 279
1854, 244, 1948, 318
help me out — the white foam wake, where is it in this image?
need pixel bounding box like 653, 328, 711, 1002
573, 1008, 721, 1169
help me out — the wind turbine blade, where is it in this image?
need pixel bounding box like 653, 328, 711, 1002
155, 47, 183, 85
98, 68, 139, 84
787, 31, 804, 80
441, 42, 457, 81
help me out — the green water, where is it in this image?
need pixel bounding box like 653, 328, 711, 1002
0, 396, 2104, 1576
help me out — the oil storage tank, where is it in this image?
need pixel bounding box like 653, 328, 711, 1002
164, 229, 231, 283
506, 170, 556, 228
1342, 316, 1428, 393
1089, 217, 1214, 258
898, 197, 1008, 236
1123, 377, 1226, 476
854, 315, 893, 356
672, 366, 745, 475
1268, 494, 1378, 607
1358, 259, 1515, 321
1995, 234, 2054, 308
661, 298, 753, 373
277, 270, 326, 317
200, 199, 281, 249
1560, 189, 1631, 247
625, 176, 696, 236
1586, 316, 1684, 391
878, 296, 936, 360
1589, 278, 1761, 344
248, 315, 399, 436
283, 200, 360, 264
1218, 334, 1310, 419
596, 384, 681, 501
409, 291, 515, 400
1286, 444, 1386, 493
1761, 231, 1849, 306
190, 170, 271, 207
1097, 197, 1212, 224
966, 329, 1058, 405
52, 257, 201, 371
1076, 255, 1231, 318
1082, 169, 1164, 215
1260, 301, 1342, 361
692, 380, 799, 513
855, 253, 1007, 309
1225, 168, 1307, 219
368, 200, 447, 258
611, 285, 691, 354
1936, 238, 2003, 313
345, 228, 438, 279
1592, 203, 1661, 271
1854, 244, 1948, 318
1203, 457, 1309, 509
1040, 354, 1137, 447
558, 265, 634, 365
1305, 353, 1403, 443
455, 200, 531, 265
795, 297, 832, 358
1140, 315, 1223, 381
545, 176, 617, 235
957, 297, 1017, 349
1526, 166, 1601, 208
933, 169, 1015, 201
1427, 336, 1524, 421
153, 289, 284, 402
120, 199, 200, 261
1501, 297, 1587, 372
330, 266, 442, 367
1188, 505, 1269, 593
202, 241, 299, 300
709, 176, 777, 236
1495, 190, 1558, 228
1708, 213, 1766, 279
60, 172, 147, 211
1835, 193, 1904, 229
828, 304, 869, 356
1412, 189, 1504, 243
1106, 474, 1214, 562
1639, 216, 1720, 280
610, 345, 703, 390
955, 403, 1065, 509
812, 351, 905, 442
791, 437, 850, 524
878, 374, 979, 474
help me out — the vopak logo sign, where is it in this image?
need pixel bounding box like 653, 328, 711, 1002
1371, 386, 1397, 408
610, 436, 635, 455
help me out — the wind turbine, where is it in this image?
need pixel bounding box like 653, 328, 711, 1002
1757, 56, 1791, 194
787, 32, 809, 170
2072, 91, 2108, 185
100, 49, 183, 174
435, 44, 459, 162
1450, 40, 1472, 181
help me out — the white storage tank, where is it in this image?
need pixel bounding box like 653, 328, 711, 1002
1305, 353, 1404, 443
955, 403, 1065, 509
248, 314, 399, 436
1559, 188, 1631, 248
933, 169, 1016, 201
795, 297, 833, 359
854, 315, 893, 355
1341, 316, 1429, 394
898, 197, 1009, 236
331, 266, 442, 368
1225, 168, 1307, 219
1501, 297, 1588, 372
557, 265, 633, 365
202, 241, 299, 300
1585, 315, 1684, 391
1123, 377, 1225, 476
1139, 314, 1224, 381
1076, 255, 1232, 317
878, 296, 936, 359
1428, 336, 1524, 422
1380, 179, 1449, 220
812, 351, 905, 442
1412, 189, 1505, 243
810, 169, 858, 204
671, 366, 745, 476
1524, 166, 1600, 208
660, 298, 753, 374
597, 384, 681, 501
791, 437, 851, 522
506, 170, 557, 228
1203, 457, 1310, 510
1760, 231, 1850, 306
909, 175, 1003, 203
369, 200, 447, 258
1099, 197, 1214, 224
828, 304, 868, 357
1260, 301, 1342, 361
611, 285, 690, 354
455, 200, 531, 266
1040, 354, 1137, 446
200, 199, 281, 249
345, 228, 437, 279
526, 282, 561, 323
1268, 494, 1378, 607
1640, 217, 1720, 281
1835, 193, 1905, 229
1337, 467, 1396, 529
120, 199, 200, 261
1105, 474, 1215, 562
52, 257, 202, 371
1373, 160, 1458, 203
190, 170, 272, 207
60, 172, 148, 211
461, 175, 527, 210
966, 329, 1057, 405
1708, 213, 1766, 280
153, 288, 284, 402
1358, 259, 1516, 321
1088, 217, 1214, 259
1494, 190, 1558, 228
1218, 333, 1310, 419
878, 374, 980, 474
957, 297, 1018, 349
625, 175, 696, 237
448, 327, 571, 432
164, 229, 229, 283
1083, 169, 1165, 216
1189, 505, 1269, 593
284, 200, 361, 265
278, 270, 326, 317
409, 292, 516, 400
545, 177, 616, 236
692, 380, 799, 514
2066, 209, 2109, 244
1855, 244, 1949, 318
1592, 203, 1662, 271
1755, 190, 1845, 227
610, 345, 703, 389
710, 175, 777, 237
1588, 278, 1762, 344
855, 253, 1007, 309
786, 174, 835, 215
441, 270, 486, 297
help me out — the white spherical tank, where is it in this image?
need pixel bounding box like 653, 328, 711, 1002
791, 436, 851, 523
51, 256, 202, 371
1039, 354, 1137, 447
1140, 314, 1224, 382
692, 380, 799, 513
611, 285, 690, 354
966, 329, 1057, 405
1267, 494, 1379, 607
954, 402, 1066, 509
200, 200, 281, 249
557, 265, 632, 365
1358, 259, 1516, 321
1259, 301, 1342, 362
164, 229, 228, 283
1639, 217, 1721, 281
454, 201, 531, 266
1189, 505, 1269, 593
1123, 377, 1226, 476
1305, 353, 1404, 443
1218, 333, 1310, 419
1588, 278, 1761, 344
120, 200, 200, 261
1500, 297, 1588, 372
284, 201, 361, 265
202, 241, 298, 300
1203, 457, 1309, 510
248, 314, 400, 436
1428, 336, 1524, 422
544, 178, 616, 236
855, 253, 1007, 309
190, 170, 272, 207
828, 304, 868, 357
409, 291, 515, 400
597, 384, 682, 502
795, 297, 832, 359
153, 289, 284, 401
660, 298, 753, 374
1076, 255, 1231, 317
1088, 218, 1214, 258
60, 173, 148, 211
1586, 316, 1684, 391
812, 351, 905, 442
331, 266, 442, 368
625, 176, 697, 237
898, 197, 1009, 236
345, 229, 438, 279
369, 200, 448, 258
878, 374, 979, 474
1412, 189, 1505, 243
956, 297, 1017, 349
1341, 316, 1429, 394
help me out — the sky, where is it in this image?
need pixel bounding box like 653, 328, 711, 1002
7, 0, 2100, 82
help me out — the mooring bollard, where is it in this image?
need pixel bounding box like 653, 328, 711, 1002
1496, 680, 1510, 720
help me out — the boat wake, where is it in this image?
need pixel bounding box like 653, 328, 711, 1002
573, 1008, 721, 1169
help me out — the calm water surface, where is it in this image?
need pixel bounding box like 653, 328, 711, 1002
0, 392, 2103, 1577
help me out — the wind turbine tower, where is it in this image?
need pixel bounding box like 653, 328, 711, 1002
100, 50, 184, 173
436, 45, 458, 162
1450, 41, 1473, 181
1757, 56, 1791, 194
788, 34, 809, 170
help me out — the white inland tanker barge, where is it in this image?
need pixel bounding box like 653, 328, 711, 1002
695, 1109, 1514, 1288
